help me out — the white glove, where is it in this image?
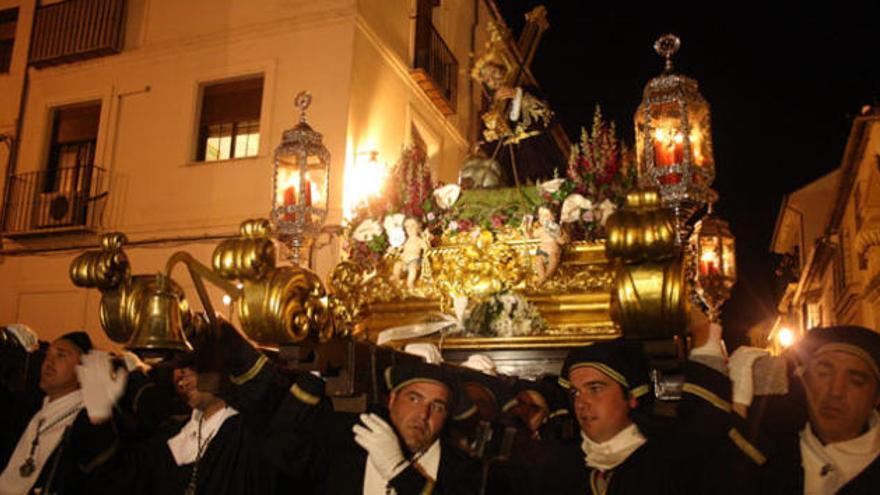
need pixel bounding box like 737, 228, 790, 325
461, 353, 497, 376
688, 322, 728, 375
76, 350, 128, 423
689, 322, 726, 360
4, 324, 39, 352
119, 350, 149, 373
728, 346, 770, 407
404, 343, 444, 364
352, 413, 407, 480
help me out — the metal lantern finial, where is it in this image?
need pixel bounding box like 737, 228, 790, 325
294, 91, 312, 123
272, 90, 331, 267
635, 34, 717, 244
654, 34, 680, 72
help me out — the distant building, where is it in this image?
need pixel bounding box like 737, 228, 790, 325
0, 0, 503, 347
769, 106, 880, 351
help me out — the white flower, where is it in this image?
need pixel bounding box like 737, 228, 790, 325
383, 213, 405, 234
427, 212, 436, 221
539, 178, 566, 195
352, 219, 383, 242
383, 213, 406, 247
597, 199, 617, 226
448, 220, 459, 232
433, 184, 461, 209
388, 229, 406, 248
560, 194, 593, 223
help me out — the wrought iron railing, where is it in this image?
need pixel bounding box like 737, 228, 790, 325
413, 22, 458, 110
29, 0, 126, 68
2, 166, 107, 235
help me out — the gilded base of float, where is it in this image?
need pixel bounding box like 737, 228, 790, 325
332, 240, 622, 351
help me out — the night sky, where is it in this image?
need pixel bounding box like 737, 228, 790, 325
496, 2, 880, 347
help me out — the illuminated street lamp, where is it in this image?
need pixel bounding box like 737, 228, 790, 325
635, 34, 717, 243
689, 204, 736, 322
271, 91, 331, 266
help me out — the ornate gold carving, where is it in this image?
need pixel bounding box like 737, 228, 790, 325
237, 268, 331, 345
212, 219, 275, 280
70, 234, 190, 344
328, 232, 618, 346
605, 189, 676, 262
527, 263, 613, 294
71, 219, 334, 348
69, 233, 130, 290
212, 219, 332, 345
327, 261, 368, 338
428, 230, 530, 306
605, 190, 686, 339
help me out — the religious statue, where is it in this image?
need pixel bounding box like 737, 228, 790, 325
470, 14, 567, 186
528, 206, 568, 284
392, 217, 430, 289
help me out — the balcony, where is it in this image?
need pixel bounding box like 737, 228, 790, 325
2, 166, 108, 236
29, 0, 126, 68
410, 22, 457, 116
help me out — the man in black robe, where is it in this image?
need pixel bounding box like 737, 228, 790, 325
521, 327, 742, 495
265, 361, 482, 494
0, 331, 116, 495
0, 324, 45, 471
88, 321, 281, 495
730, 325, 880, 494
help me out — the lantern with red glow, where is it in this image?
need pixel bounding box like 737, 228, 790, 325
689, 205, 736, 322
635, 34, 716, 242
271, 91, 330, 266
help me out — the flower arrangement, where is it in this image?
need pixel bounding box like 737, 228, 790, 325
344, 146, 442, 266
345, 106, 634, 265
436, 186, 542, 244
539, 106, 635, 241
462, 290, 545, 337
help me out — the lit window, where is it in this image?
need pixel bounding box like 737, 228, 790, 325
196, 76, 263, 161
0, 8, 18, 73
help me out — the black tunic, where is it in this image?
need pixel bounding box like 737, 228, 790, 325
264, 373, 483, 494
91, 349, 286, 495
718, 354, 880, 494
10, 409, 116, 495
734, 422, 880, 495
94, 412, 277, 495
517, 360, 743, 495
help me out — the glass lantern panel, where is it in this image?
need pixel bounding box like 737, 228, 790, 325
698, 235, 721, 277
274, 156, 300, 210
686, 103, 715, 184
634, 106, 648, 180
304, 161, 328, 212
649, 102, 684, 185
722, 236, 736, 280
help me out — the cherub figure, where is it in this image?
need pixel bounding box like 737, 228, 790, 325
529, 206, 568, 284
392, 217, 430, 289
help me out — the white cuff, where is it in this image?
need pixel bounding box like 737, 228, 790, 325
509, 87, 523, 121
